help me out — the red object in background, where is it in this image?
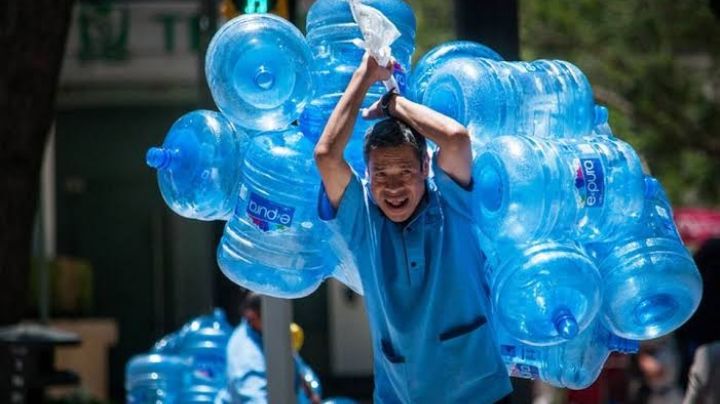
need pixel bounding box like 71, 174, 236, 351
567, 376, 604, 404
674, 208, 720, 248
566, 354, 632, 404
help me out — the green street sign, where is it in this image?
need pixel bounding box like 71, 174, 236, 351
235, 0, 277, 14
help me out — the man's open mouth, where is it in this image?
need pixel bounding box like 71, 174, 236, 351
385, 197, 409, 209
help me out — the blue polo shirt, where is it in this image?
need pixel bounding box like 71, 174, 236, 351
319, 159, 512, 403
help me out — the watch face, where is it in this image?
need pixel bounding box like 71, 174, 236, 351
381, 92, 395, 116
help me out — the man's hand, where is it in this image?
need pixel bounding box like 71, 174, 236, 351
357, 52, 394, 86
362, 93, 394, 120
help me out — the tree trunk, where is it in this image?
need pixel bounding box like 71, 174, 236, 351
0, 0, 76, 325
453, 0, 519, 60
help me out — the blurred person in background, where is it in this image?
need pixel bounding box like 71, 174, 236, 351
223, 292, 321, 404
628, 335, 683, 404
676, 238, 720, 388
680, 238, 720, 404
683, 341, 720, 404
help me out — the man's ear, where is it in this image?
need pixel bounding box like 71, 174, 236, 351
422, 154, 430, 178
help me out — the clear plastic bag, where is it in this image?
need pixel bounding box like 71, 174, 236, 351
349, 0, 401, 90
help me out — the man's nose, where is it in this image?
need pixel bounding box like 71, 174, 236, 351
386, 176, 403, 191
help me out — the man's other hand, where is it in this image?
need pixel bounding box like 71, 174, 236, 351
357, 52, 393, 86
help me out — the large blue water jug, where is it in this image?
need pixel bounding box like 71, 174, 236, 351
420, 58, 596, 147
146, 110, 249, 221
206, 14, 315, 132
305, 0, 416, 97
408, 40, 502, 103
217, 128, 333, 298
496, 319, 638, 389
486, 240, 602, 346
126, 354, 189, 403
177, 309, 232, 402
589, 177, 703, 340
299, 93, 378, 174
301, 0, 416, 174
473, 135, 645, 243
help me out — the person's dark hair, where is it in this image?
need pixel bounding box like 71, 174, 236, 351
242, 292, 262, 316
363, 118, 427, 164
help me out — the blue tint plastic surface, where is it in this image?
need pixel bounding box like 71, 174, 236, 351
589, 177, 703, 340
487, 240, 603, 346
147, 110, 249, 221
497, 319, 638, 389
305, 0, 415, 97
473, 135, 645, 243
206, 14, 315, 131
178, 309, 232, 402
217, 128, 333, 298
126, 354, 189, 403
421, 58, 595, 147
408, 40, 502, 103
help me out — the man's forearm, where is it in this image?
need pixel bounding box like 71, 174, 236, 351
390, 96, 470, 152
315, 70, 373, 159
314, 61, 381, 207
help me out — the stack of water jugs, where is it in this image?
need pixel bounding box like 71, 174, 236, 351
126, 309, 232, 402
145, 0, 702, 390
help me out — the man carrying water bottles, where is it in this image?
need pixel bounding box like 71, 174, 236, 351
314, 53, 512, 403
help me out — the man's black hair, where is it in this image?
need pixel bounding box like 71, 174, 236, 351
242, 292, 262, 316
363, 118, 427, 164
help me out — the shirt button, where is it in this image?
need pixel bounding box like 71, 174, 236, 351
411, 261, 417, 268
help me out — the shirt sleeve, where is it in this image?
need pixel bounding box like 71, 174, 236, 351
432, 154, 475, 221
317, 174, 368, 247
226, 325, 268, 403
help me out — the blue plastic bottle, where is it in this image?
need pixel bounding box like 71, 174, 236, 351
205, 14, 315, 132
146, 110, 249, 221
496, 319, 638, 389
420, 58, 595, 147
589, 177, 703, 340
305, 0, 416, 97
177, 309, 232, 403
126, 354, 189, 403
301, 0, 416, 174
473, 135, 645, 243
486, 240, 603, 346
408, 40, 503, 103
217, 128, 333, 298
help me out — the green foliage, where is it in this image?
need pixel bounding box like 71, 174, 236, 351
521, 0, 720, 204
406, 0, 455, 61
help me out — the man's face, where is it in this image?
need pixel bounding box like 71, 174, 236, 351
368, 144, 428, 223
244, 309, 262, 332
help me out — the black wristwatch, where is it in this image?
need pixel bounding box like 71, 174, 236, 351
380, 90, 399, 117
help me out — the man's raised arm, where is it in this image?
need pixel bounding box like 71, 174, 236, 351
313, 54, 392, 208
363, 96, 472, 187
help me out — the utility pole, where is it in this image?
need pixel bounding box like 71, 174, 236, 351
453, 0, 519, 60
262, 296, 296, 404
